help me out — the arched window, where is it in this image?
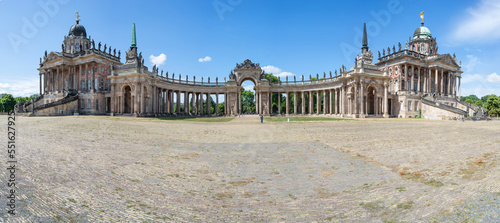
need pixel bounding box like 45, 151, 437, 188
390, 69, 393, 76
421, 44, 425, 52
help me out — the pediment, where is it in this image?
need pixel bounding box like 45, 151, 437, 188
43, 52, 62, 64
436, 54, 459, 67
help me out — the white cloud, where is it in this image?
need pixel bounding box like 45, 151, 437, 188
452, 0, 500, 42
464, 47, 482, 52
486, 72, 500, 82
0, 78, 39, 97
261, 65, 295, 77
463, 55, 479, 73
149, 53, 167, 66
241, 82, 255, 92
198, 56, 212, 62
461, 73, 483, 84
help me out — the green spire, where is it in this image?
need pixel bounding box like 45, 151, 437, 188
131, 23, 137, 48
362, 23, 368, 51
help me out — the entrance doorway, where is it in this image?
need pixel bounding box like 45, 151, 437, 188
367, 86, 375, 115
240, 80, 256, 114
124, 85, 131, 113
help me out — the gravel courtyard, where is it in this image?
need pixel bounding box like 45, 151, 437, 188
1, 115, 499, 222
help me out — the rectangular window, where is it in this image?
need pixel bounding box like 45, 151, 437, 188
81, 80, 85, 90
81, 100, 85, 109
87, 99, 91, 109
415, 102, 419, 111
96, 99, 99, 110
408, 101, 412, 111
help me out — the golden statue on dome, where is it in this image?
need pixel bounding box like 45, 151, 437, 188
75, 10, 80, 22
420, 11, 424, 22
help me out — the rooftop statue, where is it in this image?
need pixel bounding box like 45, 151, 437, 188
420, 11, 424, 22
75, 10, 80, 22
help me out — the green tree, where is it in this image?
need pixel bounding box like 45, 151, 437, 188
464, 99, 474, 104
474, 100, 483, 107
15, 96, 29, 104
485, 94, 500, 116
241, 89, 255, 114
218, 102, 224, 114
462, 95, 479, 102
481, 95, 490, 103
1, 94, 16, 112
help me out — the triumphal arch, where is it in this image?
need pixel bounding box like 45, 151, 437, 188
17, 12, 484, 120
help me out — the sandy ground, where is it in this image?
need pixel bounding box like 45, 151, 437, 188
0, 115, 499, 222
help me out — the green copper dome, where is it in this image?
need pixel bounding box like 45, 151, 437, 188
413, 23, 432, 40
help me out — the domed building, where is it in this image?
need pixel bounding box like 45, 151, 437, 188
18, 12, 478, 120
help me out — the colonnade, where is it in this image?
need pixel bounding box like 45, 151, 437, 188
389, 63, 461, 97
40, 62, 113, 95
257, 82, 389, 117
111, 84, 223, 116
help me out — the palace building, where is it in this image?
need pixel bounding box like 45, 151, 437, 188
17, 13, 481, 120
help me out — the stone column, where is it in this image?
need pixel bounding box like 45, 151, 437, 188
196, 93, 200, 115
360, 81, 364, 116
91, 63, 96, 92
76, 65, 80, 92
329, 89, 333, 115
404, 63, 408, 91
294, 92, 297, 115
84, 64, 88, 92
435, 68, 439, 94
256, 91, 259, 114
458, 76, 461, 99
63, 65, 67, 91
268, 92, 272, 114
397, 64, 402, 92
184, 92, 189, 115
308, 91, 313, 114
354, 84, 358, 115
323, 90, 329, 115
314, 91, 318, 114
224, 93, 227, 115
383, 81, 388, 118
133, 83, 139, 114
238, 91, 241, 115
301, 91, 305, 115
335, 89, 339, 114
411, 66, 415, 93
447, 71, 451, 96
285, 92, 289, 115
39, 72, 42, 95
205, 93, 209, 115
340, 86, 345, 116
216, 93, 219, 115
278, 92, 281, 115
176, 91, 180, 114
440, 69, 444, 95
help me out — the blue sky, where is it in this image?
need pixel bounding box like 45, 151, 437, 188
1, 0, 499, 97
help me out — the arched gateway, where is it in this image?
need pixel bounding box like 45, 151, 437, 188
29, 14, 473, 120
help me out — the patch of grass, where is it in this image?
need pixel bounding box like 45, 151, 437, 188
229, 177, 255, 186
115, 187, 124, 191
396, 187, 406, 192
214, 192, 234, 199
263, 116, 350, 122
425, 179, 444, 187
151, 117, 234, 123
397, 201, 414, 209
360, 201, 384, 212
68, 198, 77, 203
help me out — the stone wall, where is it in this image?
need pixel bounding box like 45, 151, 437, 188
421, 103, 463, 120
34, 99, 79, 116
